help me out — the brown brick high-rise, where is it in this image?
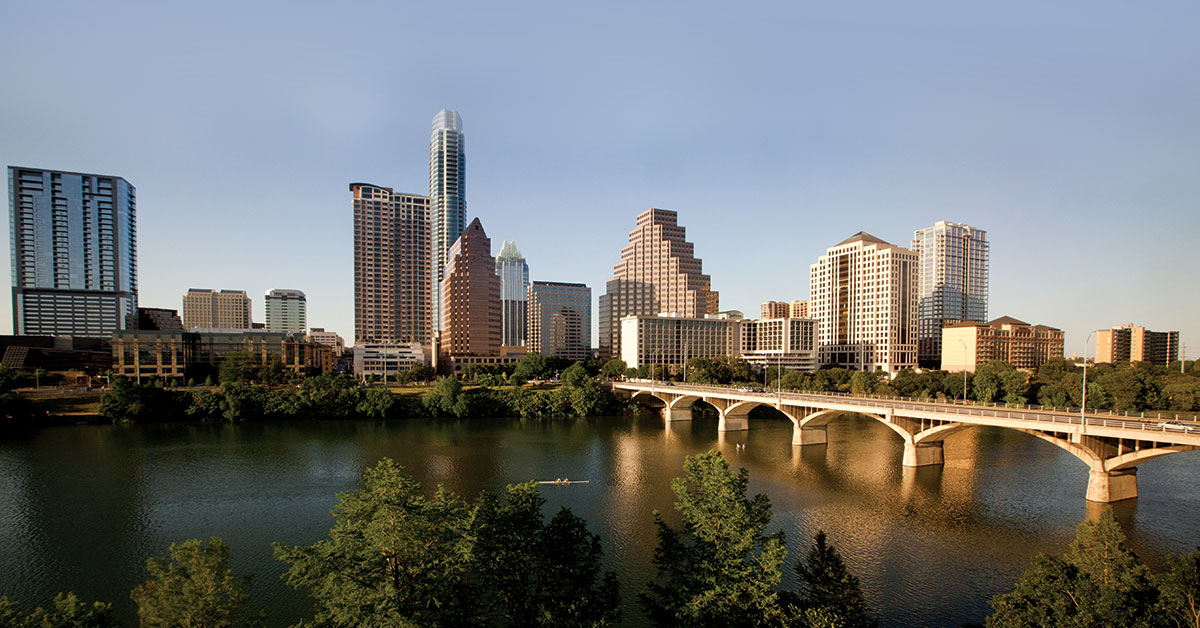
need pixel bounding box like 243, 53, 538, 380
598, 208, 718, 357
351, 183, 430, 345
439, 218, 501, 363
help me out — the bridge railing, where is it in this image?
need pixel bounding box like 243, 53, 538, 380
615, 381, 1200, 438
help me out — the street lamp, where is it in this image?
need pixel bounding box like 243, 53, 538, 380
956, 338, 969, 402
1081, 330, 1095, 430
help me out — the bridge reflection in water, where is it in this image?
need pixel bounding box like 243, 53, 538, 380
614, 381, 1200, 503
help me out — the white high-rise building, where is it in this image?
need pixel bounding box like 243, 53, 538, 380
265, 289, 307, 334
429, 109, 466, 336
911, 221, 989, 367
809, 232, 918, 373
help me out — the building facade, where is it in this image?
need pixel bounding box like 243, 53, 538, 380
9, 166, 137, 337
430, 109, 466, 336
307, 328, 345, 357
439, 218, 500, 365
760, 301, 790, 319
1095, 324, 1179, 366
940, 316, 1064, 372
912, 221, 989, 367
351, 183, 431, 345
599, 208, 718, 357
789, 300, 809, 318
183, 289, 252, 329
527, 281, 591, 361
352, 342, 427, 380
112, 330, 328, 380
135, 307, 184, 331
620, 313, 742, 370
809, 232, 918, 373
265, 289, 307, 334
495, 240, 530, 347
741, 317, 818, 371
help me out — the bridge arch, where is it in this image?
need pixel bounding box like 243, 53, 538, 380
799, 409, 912, 442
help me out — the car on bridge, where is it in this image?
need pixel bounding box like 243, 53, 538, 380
1156, 420, 1200, 434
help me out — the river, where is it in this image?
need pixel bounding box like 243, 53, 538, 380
1, 414, 1198, 627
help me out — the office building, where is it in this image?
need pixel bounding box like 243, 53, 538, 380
430, 109, 466, 335
940, 316, 1064, 372
761, 301, 790, 319
111, 330, 329, 380
353, 342, 427, 380
599, 208, 718, 357
183, 289, 251, 329
809, 232, 918, 373
307, 328, 345, 357
351, 183, 431, 345
527, 281, 591, 361
1095, 324, 1179, 366
741, 317, 818, 371
911, 221, 989, 367
495, 240, 530, 347
8, 166, 137, 337
789, 300, 809, 318
265, 289, 307, 334
620, 313, 742, 370
135, 307, 184, 331
439, 218, 500, 365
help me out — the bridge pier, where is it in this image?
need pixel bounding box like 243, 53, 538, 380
792, 425, 827, 446
718, 413, 748, 431
1087, 468, 1138, 503
903, 441, 944, 467
664, 407, 693, 422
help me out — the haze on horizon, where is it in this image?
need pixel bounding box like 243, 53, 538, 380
2, 1, 1197, 357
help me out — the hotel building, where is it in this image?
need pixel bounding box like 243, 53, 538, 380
351, 183, 431, 345
599, 208, 718, 357
742, 317, 818, 371
1095, 324, 1179, 366
527, 281, 591, 361
809, 232, 918, 373
940, 316, 1064, 372
8, 166, 137, 337
912, 221, 989, 367
183, 289, 252, 330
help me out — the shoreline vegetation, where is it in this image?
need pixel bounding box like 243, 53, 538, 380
3, 452, 1198, 627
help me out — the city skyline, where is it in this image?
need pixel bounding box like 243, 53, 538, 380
2, 2, 1198, 357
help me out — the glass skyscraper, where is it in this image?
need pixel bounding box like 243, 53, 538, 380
495, 240, 530, 347
429, 109, 466, 335
8, 166, 137, 337
911, 221, 989, 367
528, 281, 591, 361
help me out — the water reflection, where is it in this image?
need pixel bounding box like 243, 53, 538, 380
1, 415, 1198, 628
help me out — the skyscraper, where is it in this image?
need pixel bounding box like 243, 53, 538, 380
911, 221, 989, 367
351, 183, 431, 345
598, 208, 718, 357
495, 240, 530, 347
440, 218, 500, 361
183, 289, 251, 329
265, 289, 307, 334
809, 232, 918, 373
429, 109, 466, 336
527, 281, 591, 361
8, 166, 137, 337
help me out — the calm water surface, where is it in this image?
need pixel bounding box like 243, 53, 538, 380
2, 414, 1199, 627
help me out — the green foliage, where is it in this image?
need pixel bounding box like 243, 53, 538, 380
562, 362, 591, 388
985, 508, 1157, 628
423, 376, 469, 418
356, 387, 398, 419
787, 531, 877, 628
131, 537, 261, 628
0, 593, 119, 628
640, 450, 790, 627
218, 352, 263, 385
601, 359, 627, 379
1156, 550, 1200, 628
275, 459, 619, 628
300, 373, 362, 418
513, 352, 555, 381
849, 371, 877, 395
99, 376, 187, 423
972, 361, 1029, 404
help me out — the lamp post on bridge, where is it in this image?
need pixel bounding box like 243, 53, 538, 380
1081, 330, 1095, 434
956, 338, 969, 403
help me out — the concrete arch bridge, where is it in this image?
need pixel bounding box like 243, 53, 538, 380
611, 381, 1200, 503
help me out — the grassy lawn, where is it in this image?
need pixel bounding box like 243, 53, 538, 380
24, 392, 103, 416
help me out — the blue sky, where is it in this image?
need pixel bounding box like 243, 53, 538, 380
3, 1, 1197, 357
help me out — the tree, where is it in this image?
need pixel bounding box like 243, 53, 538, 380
423, 376, 468, 418
513, 353, 554, 381
300, 373, 362, 419
786, 531, 877, 628
218, 352, 262, 384
131, 537, 261, 628
640, 450, 789, 627
562, 362, 591, 388
357, 387, 398, 419
0, 593, 119, 628
601, 359, 627, 379
1156, 550, 1200, 628
849, 371, 877, 396
985, 508, 1157, 628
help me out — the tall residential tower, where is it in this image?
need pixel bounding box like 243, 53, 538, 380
598, 208, 718, 357
809, 232, 918, 373
429, 109, 466, 336
911, 221, 989, 367
351, 183, 431, 345
8, 166, 137, 337
495, 240, 530, 348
